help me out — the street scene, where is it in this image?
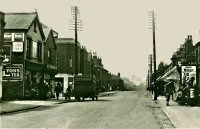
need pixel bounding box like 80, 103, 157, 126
1, 89, 172, 129
1, 0, 200, 129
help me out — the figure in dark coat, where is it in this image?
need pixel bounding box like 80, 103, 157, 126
165, 81, 175, 106
55, 82, 61, 100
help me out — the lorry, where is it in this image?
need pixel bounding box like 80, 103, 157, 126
74, 75, 98, 101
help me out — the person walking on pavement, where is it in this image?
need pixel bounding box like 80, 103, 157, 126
65, 86, 72, 101
55, 81, 61, 100
165, 81, 175, 106
43, 80, 49, 100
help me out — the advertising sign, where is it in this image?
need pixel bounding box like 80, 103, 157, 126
13, 42, 23, 52
4, 33, 12, 42
181, 66, 197, 86
3, 65, 23, 81
14, 33, 24, 41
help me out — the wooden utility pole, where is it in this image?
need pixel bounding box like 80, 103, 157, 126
74, 6, 78, 75
70, 6, 82, 75
151, 11, 157, 100
149, 54, 153, 94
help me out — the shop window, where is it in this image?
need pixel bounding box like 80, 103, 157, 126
26, 38, 32, 59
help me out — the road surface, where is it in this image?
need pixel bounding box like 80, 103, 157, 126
1, 90, 166, 129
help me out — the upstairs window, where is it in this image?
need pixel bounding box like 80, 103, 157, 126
56, 55, 60, 67
26, 38, 32, 59
32, 41, 38, 58
37, 42, 42, 62
47, 49, 52, 64
34, 21, 37, 33
69, 55, 73, 68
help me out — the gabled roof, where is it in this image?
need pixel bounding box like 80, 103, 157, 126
55, 38, 80, 46
5, 12, 37, 29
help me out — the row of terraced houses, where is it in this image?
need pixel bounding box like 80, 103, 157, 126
0, 11, 123, 100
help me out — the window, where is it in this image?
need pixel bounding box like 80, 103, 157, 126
37, 43, 42, 62
47, 49, 51, 64
69, 55, 73, 68
34, 21, 37, 33
3, 45, 11, 58
26, 38, 32, 59
56, 55, 60, 67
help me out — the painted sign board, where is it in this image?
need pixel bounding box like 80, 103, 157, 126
2, 65, 23, 81
13, 42, 23, 52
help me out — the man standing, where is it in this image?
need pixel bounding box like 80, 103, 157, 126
55, 81, 61, 100
165, 81, 175, 106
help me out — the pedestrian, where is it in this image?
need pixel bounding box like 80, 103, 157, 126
165, 81, 175, 106
43, 80, 49, 100
65, 86, 72, 101
55, 81, 61, 100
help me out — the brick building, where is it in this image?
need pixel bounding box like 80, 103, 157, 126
55, 38, 81, 93
2, 12, 46, 100
80, 46, 92, 75
42, 24, 57, 97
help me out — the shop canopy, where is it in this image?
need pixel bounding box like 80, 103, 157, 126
160, 66, 180, 82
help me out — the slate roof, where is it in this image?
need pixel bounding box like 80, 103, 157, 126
5, 12, 37, 30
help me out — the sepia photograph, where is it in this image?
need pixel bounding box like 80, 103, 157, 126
0, 0, 200, 128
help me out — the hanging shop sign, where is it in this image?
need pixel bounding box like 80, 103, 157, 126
13, 42, 23, 52
181, 65, 197, 86
2, 65, 23, 81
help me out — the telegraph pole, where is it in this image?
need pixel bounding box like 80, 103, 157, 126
151, 11, 157, 100
70, 6, 82, 75
149, 54, 153, 94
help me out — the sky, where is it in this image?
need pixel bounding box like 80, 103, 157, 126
1, 0, 200, 82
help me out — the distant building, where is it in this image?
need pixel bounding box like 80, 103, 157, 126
80, 46, 92, 75
171, 35, 194, 66
55, 38, 81, 93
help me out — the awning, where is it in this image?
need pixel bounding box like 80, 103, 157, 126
160, 66, 180, 82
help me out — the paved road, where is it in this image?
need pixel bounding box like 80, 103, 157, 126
1, 90, 164, 129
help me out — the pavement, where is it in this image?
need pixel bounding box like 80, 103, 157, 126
0, 91, 117, 115
158, 95, 200, 129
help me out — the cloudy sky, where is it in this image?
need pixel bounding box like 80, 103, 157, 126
1, 0, 200, 81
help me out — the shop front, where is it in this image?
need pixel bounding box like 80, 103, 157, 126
24, 61, 45, 99
43, 64, 57, 98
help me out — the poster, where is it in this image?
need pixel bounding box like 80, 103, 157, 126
181, 65, 197, 86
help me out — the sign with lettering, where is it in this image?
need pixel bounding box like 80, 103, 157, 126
181, 66, 197, 86
14, 33, 23, 41
13, 42, 23, 52
3, 65, 23, 80
4, 33, 12, 42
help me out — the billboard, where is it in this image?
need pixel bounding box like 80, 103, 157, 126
2, 65, 23, 81
181, 65, 197, 86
